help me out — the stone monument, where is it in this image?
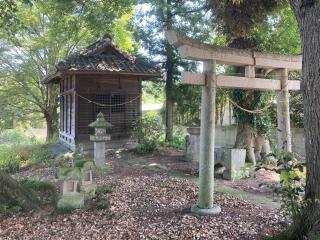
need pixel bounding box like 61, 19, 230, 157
57, 169, 84, 209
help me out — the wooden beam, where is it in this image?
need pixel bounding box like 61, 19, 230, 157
177, 45, 254, 66
166, 30, 302, 70
181, 71, 205, 85
181, 72, 301, 90
217, 75, 280, 90
254, 52, 302, 70
217, 75, 300, 90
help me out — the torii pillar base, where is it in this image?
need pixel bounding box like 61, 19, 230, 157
191, 204, 221, 216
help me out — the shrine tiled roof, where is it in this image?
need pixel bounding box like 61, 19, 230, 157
43, 37, 161, 83
56, 53, 159, 74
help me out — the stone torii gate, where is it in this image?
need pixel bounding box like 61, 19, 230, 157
166, 30, 302, 215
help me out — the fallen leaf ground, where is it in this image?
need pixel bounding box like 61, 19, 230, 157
0, 149, 286, 240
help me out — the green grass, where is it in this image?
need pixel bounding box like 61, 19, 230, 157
18, 178, 55, 191
0, 128, 39, 145
0, 129, 58, 173
17, 178, 57, 205
0, 144, 57, 173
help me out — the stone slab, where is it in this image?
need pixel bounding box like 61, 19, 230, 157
57, 192, 84, 210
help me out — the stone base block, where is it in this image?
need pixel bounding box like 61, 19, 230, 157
94, 142, 106, 168
57, 192, 84, 210
219, 148, 246, 180
191, 204, 221, 215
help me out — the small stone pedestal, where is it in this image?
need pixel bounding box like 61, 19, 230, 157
81, 162, 97, 198
89, 112, 112, 168
217, 148, 246, 180
57, 170, 84, 209
186, 126, 200, 161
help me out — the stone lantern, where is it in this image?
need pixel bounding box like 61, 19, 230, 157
89, 112, 112, 168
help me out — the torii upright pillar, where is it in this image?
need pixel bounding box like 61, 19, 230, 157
191, 60, 221, 215
276, 68, 292, 152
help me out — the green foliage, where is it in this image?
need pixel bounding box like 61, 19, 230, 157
0, 204, 22, 215
159, 126, 186, 150
171, 127, 186, 149
208, 0, 285, 45
232, 89, 274, 136
55, 206, 75, 215
136, 0, 214, 130
96, 199, 111, 209
290, 91, 304, 128
257, 151, 305, 217
96, 186, 113, 195
18, 178, 55, 192
173, 85, 201, 125
134, 111, 163, 153
142, 81, 165, 104
253, 6, 301, 55
17, 177, 57, 205
238, 163, 254, 179
112, 10, 135, 52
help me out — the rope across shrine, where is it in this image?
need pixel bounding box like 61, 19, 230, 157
74, 93, 141, 107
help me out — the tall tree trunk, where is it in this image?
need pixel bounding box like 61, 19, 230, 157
165, 0, 174, 142
0, 171, 39, 210
234, 121, 256, 165
45, 82, 59, 142
165, 58, 174, 142
285, 1, 320, 239
45, 113, 58, 143
254, 134, 272, 162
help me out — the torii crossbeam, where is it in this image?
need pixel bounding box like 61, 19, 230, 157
166, 30, 302, 215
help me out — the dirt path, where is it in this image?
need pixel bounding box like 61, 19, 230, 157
1, 148, 286, 240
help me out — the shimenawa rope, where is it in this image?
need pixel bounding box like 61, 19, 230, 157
75, 93, 141, 107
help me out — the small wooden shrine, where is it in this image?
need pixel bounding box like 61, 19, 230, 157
44, 38, 161, 150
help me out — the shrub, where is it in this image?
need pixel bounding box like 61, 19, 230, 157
134, 111, 163, 153
18, 178, 55, 192
96, 186, 112, 195
55, 206, 75, 214
0, 204, 22, 215
257, 151, 305, 217
96, 199, 111, 209
30, 146, 56, 167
